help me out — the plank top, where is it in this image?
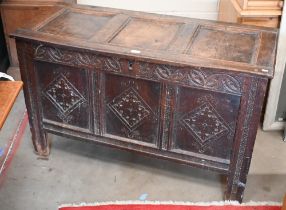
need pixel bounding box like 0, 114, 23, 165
0, 81, 23, 129
11, 4, 278, 78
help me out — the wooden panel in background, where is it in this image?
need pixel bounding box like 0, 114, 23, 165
0, 0, 76, 67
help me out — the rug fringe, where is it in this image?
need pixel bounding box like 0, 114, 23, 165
59, 200, 282, 208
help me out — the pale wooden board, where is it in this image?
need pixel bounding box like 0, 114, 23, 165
0, 81, 23, 129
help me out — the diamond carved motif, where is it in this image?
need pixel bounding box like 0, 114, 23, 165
108, 88, 152, 131
43, 73, 86, 122
180, 103, 229, 146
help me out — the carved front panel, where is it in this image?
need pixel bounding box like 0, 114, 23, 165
171, 87, 241, 160
35, 61, 91, 131
104, 74, 161, 146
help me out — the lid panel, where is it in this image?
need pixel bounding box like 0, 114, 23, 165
39, 11, 114, 39
188, 27, 259, 64
109, 18, 182, 50
12, 5, 278, 78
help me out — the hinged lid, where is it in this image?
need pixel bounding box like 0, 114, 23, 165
11, 4, 278, 78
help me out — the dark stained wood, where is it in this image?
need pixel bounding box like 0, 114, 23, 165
12, 4, 278, 203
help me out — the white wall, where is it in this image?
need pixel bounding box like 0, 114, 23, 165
77, 0, 219, 20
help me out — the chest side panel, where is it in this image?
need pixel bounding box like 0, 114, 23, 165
35, 61, 92, 132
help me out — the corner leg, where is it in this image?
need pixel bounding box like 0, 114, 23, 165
32, 132, 50, 157
225, 172, 245, 203
29, 119, 50, 157
224, 78, 268, 203
16, 41, 51, 158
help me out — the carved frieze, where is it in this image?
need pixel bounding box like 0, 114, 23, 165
34, 44, 241, 95
139, 63, 242, 95
34, 44, 121, 72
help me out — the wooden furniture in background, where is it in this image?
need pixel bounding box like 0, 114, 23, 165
263, 3, 286, 131
219, 0, 283, 28
0, 81, 23, 129
282, 194, 286, 210
0, 0, 76, 68
13, 4, 277, 202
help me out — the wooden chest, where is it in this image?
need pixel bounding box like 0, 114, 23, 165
12, 4, 278, 202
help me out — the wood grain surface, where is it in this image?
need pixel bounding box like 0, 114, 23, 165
0, 81, 23, 129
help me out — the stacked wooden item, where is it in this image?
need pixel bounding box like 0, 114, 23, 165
219, 0, 284, 28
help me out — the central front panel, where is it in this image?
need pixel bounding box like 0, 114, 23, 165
104, 74, 161, 147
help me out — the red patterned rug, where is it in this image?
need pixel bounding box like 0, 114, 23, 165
59, 202, 283, 210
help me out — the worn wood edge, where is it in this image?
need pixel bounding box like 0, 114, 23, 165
263, 3, 286, 131
0, 81, 23, 129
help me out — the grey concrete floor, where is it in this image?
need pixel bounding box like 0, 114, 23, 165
0, 92, 285, 210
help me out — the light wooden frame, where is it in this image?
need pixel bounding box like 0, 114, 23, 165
263, 3, 286, 131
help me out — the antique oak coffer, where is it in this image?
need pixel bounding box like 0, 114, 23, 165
12, 4, 277, 202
